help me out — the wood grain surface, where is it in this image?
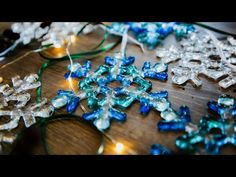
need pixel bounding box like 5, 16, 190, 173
0, 22, 235, 155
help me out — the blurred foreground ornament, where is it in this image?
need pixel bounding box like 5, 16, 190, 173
175, 94, 236, 154
0, 22, 93, 59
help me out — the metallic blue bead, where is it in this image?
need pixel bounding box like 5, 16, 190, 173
179, 106, 191, 122
114, 87, 124, 96
97, 75, 113, 86
179, 106, 190, 116
142, 61, 151, 70
109, 108, 126, 121
149, 91, 168, 99
122, 56, 135, 66
144, 71, 168, 81
64, 61, 91, 79
158, 121, 186, 131
105, 56, 116, 66
232, 106, 236, 116
207, 101, 225, 115
117, 75, 131, 86
128, 22, 145, 34
83, 60, 92, 69
140, 98, 151, 114
99, 86, 110, 94
66, 96, 80, 113
150, 144, 172, 155
82, 108, 102, 121
157, 26, 173, 37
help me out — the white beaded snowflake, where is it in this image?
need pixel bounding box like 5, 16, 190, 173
0, 74, 54, 130
156, 31, 236, 88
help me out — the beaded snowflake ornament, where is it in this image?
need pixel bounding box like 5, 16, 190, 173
156, 31, 236, 89
0, 74, 54, 130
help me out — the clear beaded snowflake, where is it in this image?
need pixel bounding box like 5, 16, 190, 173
11, 22, 93, 48
156, 31, 236, 88
11, 22, 49, 45
0, 74, 41, 109
0, 74, 54, 130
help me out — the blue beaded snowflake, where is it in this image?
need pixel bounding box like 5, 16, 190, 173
52, 52, 172, 130
107, 22, 195, 49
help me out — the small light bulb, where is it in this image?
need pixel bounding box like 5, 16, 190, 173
70, 35, 77, 43
68, 77, 75, 91
115, 142, 124, 154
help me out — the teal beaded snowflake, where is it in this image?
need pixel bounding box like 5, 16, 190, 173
175, 95, 236, 155
154, 94, 236, 155
108, 22, 195, 49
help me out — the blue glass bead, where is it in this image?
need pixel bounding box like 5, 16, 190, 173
99, 86, 110, 95
82, 108, 102, 121
122, 56, 135, 66
140, 98, 151, 114
150, 144, 172, 155
207, 101, 225, 116
157, 25, 173, 36
117, 75, 131, 86
158, 121, 186, 131
143, 71, 168, 81
104, 56, 116, 66
142, 61, 151, 70
179, 106, 191, 122
232, 106, 236, 116
179, 106, 190, 116
66, 96, 80, 113
109, 108, 127, 122
64, 61, 91, 79
214, 134, 228, 147
128, 22, 145, 34
97, 75, 113, 86
83, 60, 92, 69
149, 91, 168, 99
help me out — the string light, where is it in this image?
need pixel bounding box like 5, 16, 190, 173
70, 35, 77, 44
115, 142, 124, 154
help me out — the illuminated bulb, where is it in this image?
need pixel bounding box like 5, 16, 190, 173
70, 35, 77, 43
67, 77, 75, 91
115, 142, 124, 154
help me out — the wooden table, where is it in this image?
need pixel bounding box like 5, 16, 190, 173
0, 22, 235, 155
